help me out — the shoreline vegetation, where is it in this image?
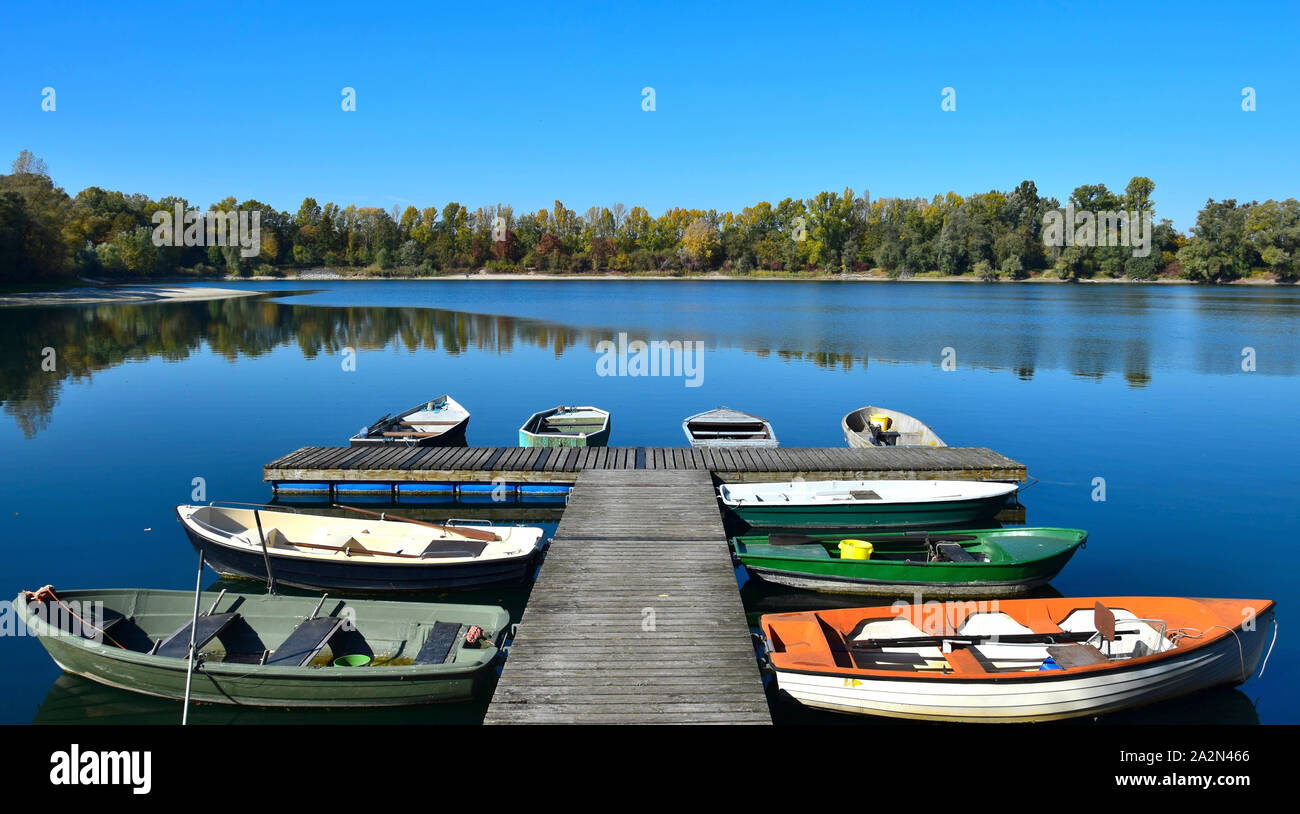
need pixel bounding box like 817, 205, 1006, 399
3, 150, 1298, 289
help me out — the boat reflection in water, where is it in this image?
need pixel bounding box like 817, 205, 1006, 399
33, 673, 491, 725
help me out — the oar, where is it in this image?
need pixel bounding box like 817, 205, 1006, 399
181, 550, 205, 726
332, 504, 500, 542
849, 631, 1096, 650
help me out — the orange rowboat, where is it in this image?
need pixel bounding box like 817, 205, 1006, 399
761, 596, 1276, 722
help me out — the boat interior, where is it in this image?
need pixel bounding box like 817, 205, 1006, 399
845, 408, 944, 447
763, 598, 1242, 676
686, 418, 774, 442
368, 396, 468, 440
524, 407, 607, 437
737, 533, 992, 563
24, 590, 491, 669
182, 506, 540, 563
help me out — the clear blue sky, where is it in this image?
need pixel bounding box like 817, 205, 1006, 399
3, 1, 1297, 230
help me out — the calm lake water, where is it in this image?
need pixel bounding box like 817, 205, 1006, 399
1, 280, 1296, 724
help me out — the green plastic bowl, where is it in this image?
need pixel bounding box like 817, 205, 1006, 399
333, 654, 372, 668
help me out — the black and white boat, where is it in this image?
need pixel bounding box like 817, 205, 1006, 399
682, 406, 778, 448
350, 396, 470, 447
176, 504, 544, 592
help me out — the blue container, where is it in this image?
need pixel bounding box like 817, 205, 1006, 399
274, 482, 332, 495
396, 483, 456, 496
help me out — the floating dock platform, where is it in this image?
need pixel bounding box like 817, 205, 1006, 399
262, 444, 1026, 724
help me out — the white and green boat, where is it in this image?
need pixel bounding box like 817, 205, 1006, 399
518, 405, 611, 447
719, 479, 1019, 529
17, 587, 509, 707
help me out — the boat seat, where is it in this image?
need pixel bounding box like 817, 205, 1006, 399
419, 539, 489, 559
850, 490, 883, 501
412, 622, 465, 665
265, 616, 346, 667
944, 645, 989, 674
153, 613, 239, 659
1046, 644, 1108, 669
935, 542, 976, 563
1026, 604, 1064, 634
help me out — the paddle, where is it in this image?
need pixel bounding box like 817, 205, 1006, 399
332, 504, 500, 542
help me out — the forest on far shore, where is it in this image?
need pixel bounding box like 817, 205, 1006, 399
2, 150, 1297, 285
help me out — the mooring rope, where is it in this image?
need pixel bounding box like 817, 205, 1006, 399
22, 585, 127, 650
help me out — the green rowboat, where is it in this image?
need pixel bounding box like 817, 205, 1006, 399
17, 588, 509, 707
732, 527, 1087, 597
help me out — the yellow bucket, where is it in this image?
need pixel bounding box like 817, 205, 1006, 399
838, 539, 874, 560
868, 414, 892, 431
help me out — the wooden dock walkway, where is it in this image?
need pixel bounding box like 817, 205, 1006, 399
265, 445, 1026, 490
484, 468, 771, 724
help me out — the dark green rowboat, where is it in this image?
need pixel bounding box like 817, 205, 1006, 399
17, 588, 509, 707
731, 527, 1087, 597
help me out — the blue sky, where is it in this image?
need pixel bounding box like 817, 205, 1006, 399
2, 1, 1296, 230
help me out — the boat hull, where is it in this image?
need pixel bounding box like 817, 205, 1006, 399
182, 525, 538, 593
744, 567, 1058, 598
771, 607, 1273, 722
728, 496, 1012, 530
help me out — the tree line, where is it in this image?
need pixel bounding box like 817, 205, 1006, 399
2, 150, 1296, 284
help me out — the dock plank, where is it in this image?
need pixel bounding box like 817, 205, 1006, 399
484, 468, 770, 725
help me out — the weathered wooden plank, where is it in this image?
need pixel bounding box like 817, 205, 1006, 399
485, 467, 769, 725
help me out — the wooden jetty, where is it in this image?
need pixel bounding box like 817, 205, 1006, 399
483, 469, 771, 724
261, 444, 1026, 724
264, 445, 1026, 492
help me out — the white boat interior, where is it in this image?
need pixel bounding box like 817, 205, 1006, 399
683, 407, 778, 447
848, 606, 1177, 674
522, 406, 609, 437
179, 506, 543, 565
843, 406, 946, 448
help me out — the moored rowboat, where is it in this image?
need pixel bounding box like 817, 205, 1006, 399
719, 479, 1019, 529
351, 395, 470, 447
843, 405, 945, 448
683, 406, 778, 447
519, 405, 611, 447
17, 587, 510, 707
732, 527, 1087, 597
761, 596, 1276, 722
176, 504, 544, 592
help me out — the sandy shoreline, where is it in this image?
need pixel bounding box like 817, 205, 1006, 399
0, 285, 261, 307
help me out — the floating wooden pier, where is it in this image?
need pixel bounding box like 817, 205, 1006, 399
265, 445, 1026, 492
261, 443, 1026, 724
484, 469, 771, 724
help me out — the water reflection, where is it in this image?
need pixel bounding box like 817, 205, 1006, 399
2, 283, 1297, 438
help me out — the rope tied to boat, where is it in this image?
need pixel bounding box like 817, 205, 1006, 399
22, 585, 127, 650
1169, 625, 1247, 681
